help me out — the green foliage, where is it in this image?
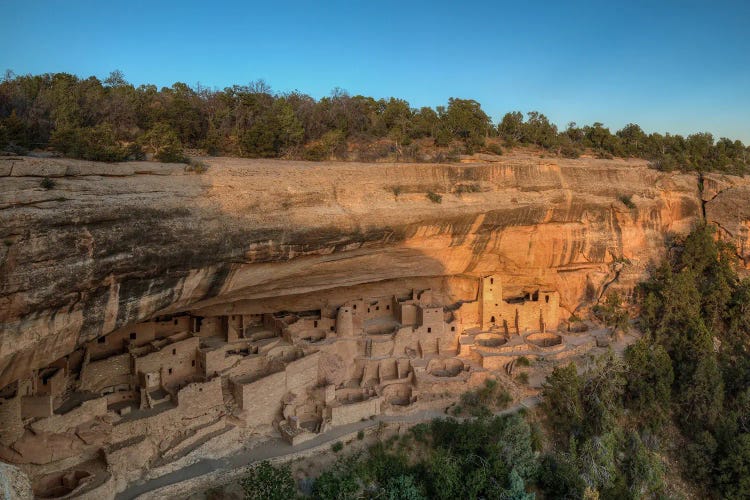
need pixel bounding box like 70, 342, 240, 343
311, 414, 537, 499
331, 441, 343, 453
40, 177, 55, 190
50, 123, 128, 161
140, 123, 185, 163
630, 224, 750, 496
441, 98, 491, 149
542, 363, 584, 439
0, 72, 747, 172
454, 183, 481, 195
356, 430, 365, 440
618, 193, 636, 208
312, 466, 360, 500
185, 159, 209, 174
623, 339, 673, 428
623, 430, 666, 498
239, 461, 297, 500
538, 450, 586, 499
383, 475, 425, 500
426, 191, 442, 203
592, 291, 630, 333
484, 142, 504, 155
458, 378, 512, 416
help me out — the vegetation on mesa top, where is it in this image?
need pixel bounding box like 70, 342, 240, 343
1, 70, 748, 174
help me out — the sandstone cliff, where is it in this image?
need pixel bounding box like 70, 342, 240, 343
1, 153, 747, 388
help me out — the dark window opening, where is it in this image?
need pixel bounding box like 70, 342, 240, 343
314, 321, 318, 328
451, 326, 456, 332
386, 305, 390, 310
545, 295, 550, 303
174, 319, 178, 325
353, 304, 357, 310
97, 337, 106, 344
490, 278, 494, 285
172, 348, 176, 355
427, 327, 432, 333
129, 332, 136, 340
330, 326, 335, 331
376, 306, 379, 311
368, 308, 371, 313
168, 368, 173, 375
191, 360, 195, 367
491, 316, 496, 323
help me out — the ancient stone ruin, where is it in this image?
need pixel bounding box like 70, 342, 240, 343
0, 274, 599, 498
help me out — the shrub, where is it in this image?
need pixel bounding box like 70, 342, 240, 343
50, 123, 128, 162
40, 177, 56, 190
484, 142, 503, 155
389, 186, 403, 198
357, 430, 365, 440
239, 461, 297, 500
303, 142, 328, 161
332, 441, 344, 453
516, 372, 530, 385
560, 143, 582, 158
126, 143, 145, 160
426, 191, 442, 203
185, 159, 209, 174
457, 379, 512, 416
618, 194, 636, 209
516, 356, 531, 367
454, 183, 480, 195
433, 151, 460, 163
357, 141, 396, 162
140, 123, 186, 163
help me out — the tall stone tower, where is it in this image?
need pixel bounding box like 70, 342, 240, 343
480, 274, 504, 330
336, 306, 354, 336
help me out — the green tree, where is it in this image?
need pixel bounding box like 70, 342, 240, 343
498, 111, 524, 144
623, 339, 673, 429
499, 469, 534, 500
240, 461, 297, 500
593, 291, 630, 333
441, 98, 491, 150
542, 363, 584, 440
580, 352, 625, 436
140, 122, 185, 162
383, 475, 425, 500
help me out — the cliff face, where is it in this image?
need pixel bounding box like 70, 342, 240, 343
0, 153, 746, 388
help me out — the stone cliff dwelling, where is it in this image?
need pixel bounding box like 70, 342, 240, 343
0, 275, 595, 498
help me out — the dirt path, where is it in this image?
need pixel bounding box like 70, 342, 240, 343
117, 396, 540, 500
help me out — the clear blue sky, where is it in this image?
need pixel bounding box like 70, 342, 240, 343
2, 0, 749, 142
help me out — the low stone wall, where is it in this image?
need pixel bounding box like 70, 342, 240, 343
328, 397, 381, 426
133, 426, 377, 500
162, 418, 227, 461
285, 352, 320, 394
0, 396, 24, 446
20, 395, 53, 419
80, 354, 131, 393
176, 378, 223, 418
233, 370, 285, 424
31, 397, 108, 434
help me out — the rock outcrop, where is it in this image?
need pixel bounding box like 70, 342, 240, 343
1, 153, 748, 388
